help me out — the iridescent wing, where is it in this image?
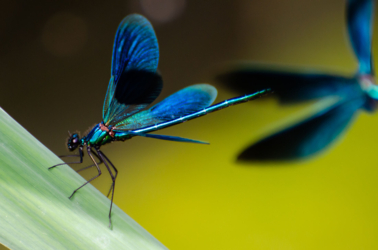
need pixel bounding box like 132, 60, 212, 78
237, 97, 365, 161
103, 14, 162, 126
217, 68, 362, 103
113, 84, 217, 131
347, 0, 374, 75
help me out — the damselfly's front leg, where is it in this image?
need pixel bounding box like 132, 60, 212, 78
49, 147, 84, 169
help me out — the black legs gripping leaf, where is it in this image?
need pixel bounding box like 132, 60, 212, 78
49, 146, 118, 228
49, 147, 84, 169
67, 147, 102, 199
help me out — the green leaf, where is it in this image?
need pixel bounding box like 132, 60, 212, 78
0, 108, 168, 250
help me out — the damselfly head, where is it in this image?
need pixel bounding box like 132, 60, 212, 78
67, 133, 80, 151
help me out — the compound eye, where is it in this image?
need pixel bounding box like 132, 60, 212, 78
72, 138, 78, 144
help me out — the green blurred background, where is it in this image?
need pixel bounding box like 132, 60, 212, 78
1, 0, 378, 249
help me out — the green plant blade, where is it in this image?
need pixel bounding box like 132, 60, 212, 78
0, 108, 168, 250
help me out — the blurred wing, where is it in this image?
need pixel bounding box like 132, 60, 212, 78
113, 84, 217, 130
217, 68, 362, 103
238, 97, 365, 161
347, 0, 374, 75
103, 14, 162, 125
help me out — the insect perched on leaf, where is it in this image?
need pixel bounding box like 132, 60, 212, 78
217, 0, 377, 161
49, 14, 270, 227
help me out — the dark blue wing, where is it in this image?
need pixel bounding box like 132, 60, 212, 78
237, 97, 366, 161
111, 14, 159, 80
347, 0, 374, 75
217, 68, 363, 103
113, 84, 217, 130
103, 14, 162, 126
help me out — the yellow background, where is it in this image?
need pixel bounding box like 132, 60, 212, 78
1, 0, 378, 249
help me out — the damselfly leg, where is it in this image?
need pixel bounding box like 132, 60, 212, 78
99, 151, 118, 198
68, 146, 102, 199
48, 147, 84, 169
76, 149, 103, 173
96, 149, 118, 228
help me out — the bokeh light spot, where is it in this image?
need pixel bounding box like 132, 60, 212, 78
140, 0, 186, 24
41, 12, 87, 57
